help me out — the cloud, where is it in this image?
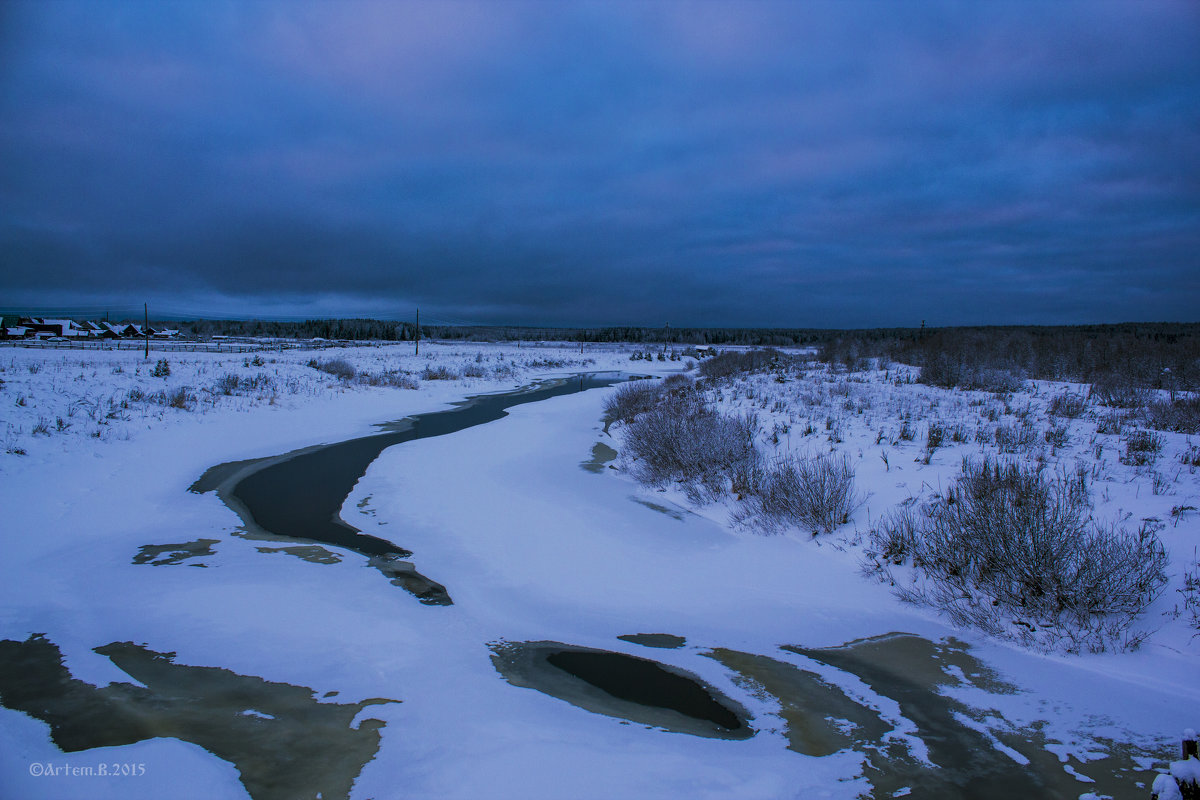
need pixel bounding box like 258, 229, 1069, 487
1, 0, 1197, 327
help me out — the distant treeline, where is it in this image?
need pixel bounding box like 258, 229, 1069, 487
175, 317, 1200, 390
182, 318, 417, 341
818, 323, 1200, 392
178, 318, 847, 346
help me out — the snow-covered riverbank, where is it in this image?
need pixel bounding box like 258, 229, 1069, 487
1, 343, 1196, 799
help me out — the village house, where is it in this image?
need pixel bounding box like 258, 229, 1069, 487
82, 321, 122, 339
2, 316, 179, 340
0, 315, 31, 340
20, 318, 89, 339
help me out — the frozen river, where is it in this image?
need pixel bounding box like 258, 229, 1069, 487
1, 367, 1193, 799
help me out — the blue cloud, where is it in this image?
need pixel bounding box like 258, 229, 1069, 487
1, 0, 1197, 327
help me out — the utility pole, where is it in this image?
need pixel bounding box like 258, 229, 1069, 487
415, 308, 419, 356
144, 303, 149, 360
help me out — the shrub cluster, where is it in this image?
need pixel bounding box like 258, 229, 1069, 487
306, 357, 423, 389
165, 387, 193, 409
1145, 395, 1200, 434
993, 422, 1040, 455
214, 372, 274, 395
867, 459, 1168, 652
420, 364, 458, 380
607, 378, 860, 535
697, 349, 788, 382
1089, 373, 1149, 409
461, 363, 487, 378
622, 395, 760, 501
602, 380, 662, 426
738, 453, 860, 535
925, 423, 946, 451
307, 358, 356, 381
920, 357, 1025, 392
1121, 430, 1163, 466
1182, 561, 1200, 633
1182, 444, 1200, 468
1047, 392, 1087, 418
358, 370, 419, 389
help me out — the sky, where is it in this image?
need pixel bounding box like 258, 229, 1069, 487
1, 1, 1198, 329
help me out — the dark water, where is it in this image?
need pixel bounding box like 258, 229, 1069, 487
191, 373, 630, 603
617, 632, 687, 649
546, 650, 743, 731
489, 640, 753, 740
0, 634, 395, 800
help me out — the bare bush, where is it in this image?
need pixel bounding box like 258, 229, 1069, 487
308, 358, 356, 381
420, 364, 459, 380
1121, 430, 1163, 466
359, 370, 419, 389
1182, 445, 1200, 468
461, 363, 487, 378
697, 349, 786, 381
1044, 424, 1069, 448
1182, 559, 1200, 633
919, 356, 1024, 392
660, 373, 695, 394
165, 387, 194, 410
1145, 395, 1200, 434
1090, 373, 1149, 409
925, 422, 946, 451
1047, 392, 1087, 418
994, 422, 1040, 454
741, 453, 861, 535
602, 380, 662, 425
491, 363, 517, 380
525, 357, 569, 369
1096, 412, 1126, 435
868, 504, 922, 565
867, 459, 1168, 652
215, 373, 241, 395
622, 397, 760, 499
214, 372, 275, 396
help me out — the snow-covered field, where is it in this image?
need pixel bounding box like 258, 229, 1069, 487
0, 342, 1196, 799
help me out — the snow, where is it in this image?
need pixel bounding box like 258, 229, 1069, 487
1, 342, 1197, 798
1171, 756, 1200, 784
1153, 773, 1184, 800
